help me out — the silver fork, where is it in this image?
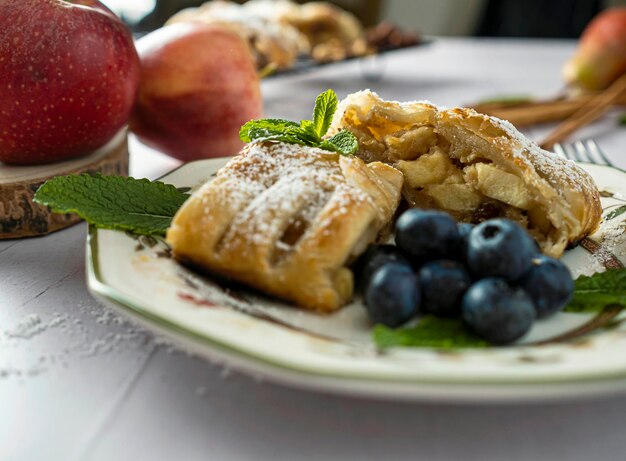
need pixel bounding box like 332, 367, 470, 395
553, 139, 614, 166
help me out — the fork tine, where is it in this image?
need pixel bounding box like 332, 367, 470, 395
556, 142, 576, 161
563, 142, 580, 162
586, 139, 614, 166
574, 141, 589, 163
581, 140, 603, 165
553, 143, 567, 159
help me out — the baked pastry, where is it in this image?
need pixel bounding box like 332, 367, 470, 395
329, 90, 602, 257
166, 142, 403, 312
245, 0, 363, 47
276, 1, 365, 61
168, 0, 375, 68
167, 1, 308, 71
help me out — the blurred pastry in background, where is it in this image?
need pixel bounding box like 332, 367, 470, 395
246, 0, 368, 63
167, 0, 421, 71
167, 0, 308, 70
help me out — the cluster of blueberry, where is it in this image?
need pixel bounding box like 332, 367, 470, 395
358, 210, 575, 345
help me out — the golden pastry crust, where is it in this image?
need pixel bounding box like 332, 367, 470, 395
166, 142, 403, 312
329, 90, 602, 257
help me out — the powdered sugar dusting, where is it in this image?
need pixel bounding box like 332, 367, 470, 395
5, 314, 45, 339
486, 114, 591, 194
0, 303, 168, 381
216, 142, 372, 251
338, 89, 442, 111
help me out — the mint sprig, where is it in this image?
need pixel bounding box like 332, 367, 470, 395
239, 89, 358, 156
373, 316, 489, 350
564, 268, 626, 313
34, 174, 189, 236
312, 89, 338, 138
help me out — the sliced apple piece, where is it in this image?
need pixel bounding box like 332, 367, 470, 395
466, 163, 532, 209
424, 184, 484, 211
396, 148, 458, 188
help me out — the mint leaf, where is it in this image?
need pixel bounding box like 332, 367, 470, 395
321, 130, 359, 156
606, 205, 626, 221
34, 174, 189, 236
240, 120, 314, 147
299, 119, 315, 132
620, 112, 626, 126
245, 130, 309, 146
373, 316, 489, 350
294, 120, 323, 145
238, 89, 356, 156
564, 268, 626, 313
312, 89, 338, 138
239, 119, 300, 143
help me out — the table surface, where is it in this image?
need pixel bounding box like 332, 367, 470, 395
3, 38, 626, 461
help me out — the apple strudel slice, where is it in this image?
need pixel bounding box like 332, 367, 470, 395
166, 142, 403, 312
329, 90, 602, 257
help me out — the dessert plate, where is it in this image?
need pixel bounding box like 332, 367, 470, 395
87, 159, 626, 403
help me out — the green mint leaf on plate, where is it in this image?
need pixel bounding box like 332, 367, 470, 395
564, 268, 626, 313
34, 174, 189, 236
239, 89, 357, 156
373, 316, 489, 350
321, 130, 359, 156
619, 112, 626, 126
606, 205, 626, 220
312, 89, 338, 138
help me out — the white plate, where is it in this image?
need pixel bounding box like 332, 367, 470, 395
87, 159, 626, 403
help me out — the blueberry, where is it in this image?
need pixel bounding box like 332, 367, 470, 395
364, 262, 420, 327
462, 278, 536, 345
453, 222, 474, 260
395, 210, 460, 261
518, 255, 574, 318
466, 219, 537, 281
418, 260, 472, 317
355, 244, 409, 288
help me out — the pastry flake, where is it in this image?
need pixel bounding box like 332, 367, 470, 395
329, 90, 602, 257
166, 142, 403, 312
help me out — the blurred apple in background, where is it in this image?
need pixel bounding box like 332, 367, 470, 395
564, 7, 626, 92
0, 0, 140, 165
130, 22, 263, 161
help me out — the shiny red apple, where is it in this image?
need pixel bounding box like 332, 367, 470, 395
130, 22, 263, 161
0, 0, 140, 165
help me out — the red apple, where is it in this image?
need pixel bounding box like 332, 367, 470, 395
130, 22, 263, 161
564, 7, 626, 92
0, 0, 140, 165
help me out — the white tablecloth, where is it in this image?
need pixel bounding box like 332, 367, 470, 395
2, 38, 626, 461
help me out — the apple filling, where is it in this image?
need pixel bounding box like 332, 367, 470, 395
333, 104, 559, 249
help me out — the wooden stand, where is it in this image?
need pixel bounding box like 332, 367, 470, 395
0, 130, 129, 239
